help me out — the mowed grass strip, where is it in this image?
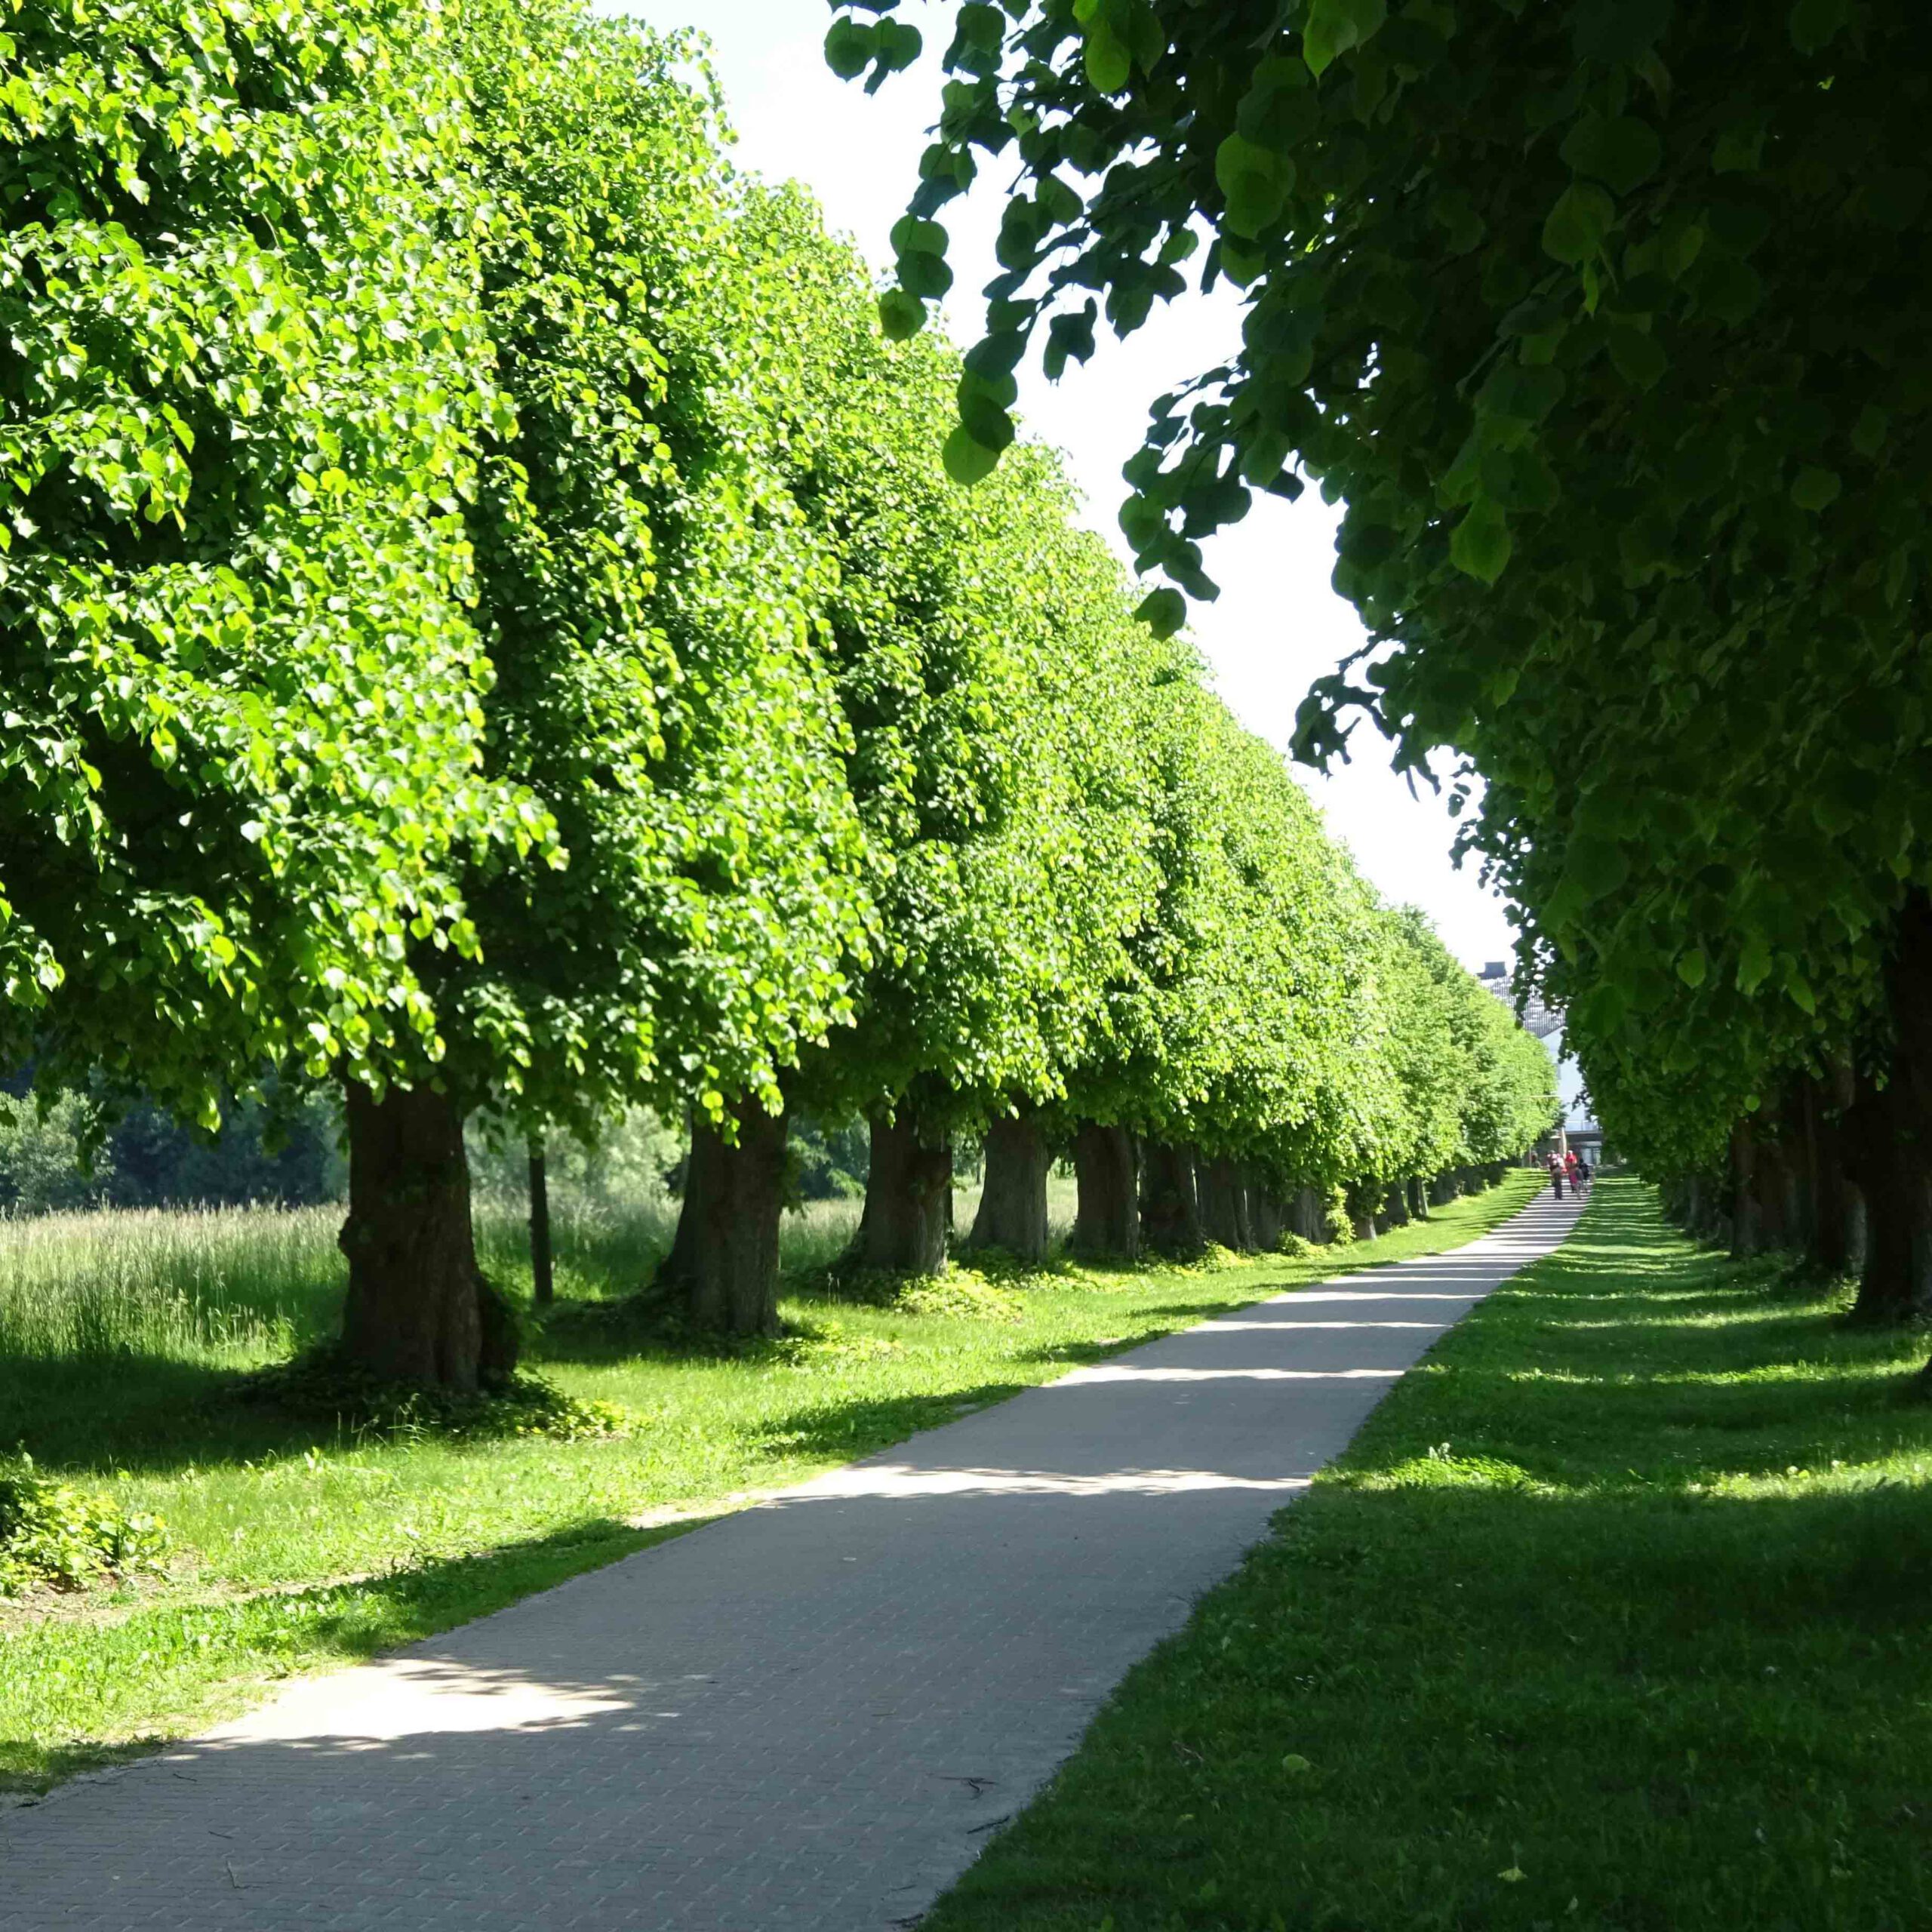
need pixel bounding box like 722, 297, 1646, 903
923, 1176, 1932, 1932
0, 1173, 1542, 1795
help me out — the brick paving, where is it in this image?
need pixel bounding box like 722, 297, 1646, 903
0, 1190, 1578, 1929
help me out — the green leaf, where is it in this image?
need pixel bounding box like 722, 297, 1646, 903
958, 2, 1006, 53
1303, 0, 1387, 78
1789, 0, 1850, 54
1449, 500, 1512, 584
1676, 948, 1708, 988
1789, 466, 1841, 512
943, 425, 1002, 485
890, 215, 949, 257
1084, 20, 1131, 93
1541, 180, 1617, 266
1136, 587, 1188, 638
1606, 321, 1666, 389
1737, 934, 1774, 994
824, 18, 876, 82
1235, 58, 1318, 154
878, 289, 928, 340
897, 249, 954, 299
1216, 134, 1291, 237
1559, 113, 1663, 195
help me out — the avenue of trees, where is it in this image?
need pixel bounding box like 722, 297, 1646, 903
2, 0, 1555, 1389
836, 2, 1932, 1343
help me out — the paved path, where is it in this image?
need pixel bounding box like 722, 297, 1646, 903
1, 1189, 1580, 1930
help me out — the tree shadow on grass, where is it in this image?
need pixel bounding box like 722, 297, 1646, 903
0, 1351, 347, 1478
1, 1512, 703, 1798
749, 1385, 1032, 1463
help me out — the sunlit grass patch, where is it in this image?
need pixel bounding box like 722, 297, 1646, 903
0, 1171, 1542, 1795
921, 1177, 1932, 1932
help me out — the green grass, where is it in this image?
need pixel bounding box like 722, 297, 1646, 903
922, 1176, 1932, 1932
0, 1171, 1541, 1795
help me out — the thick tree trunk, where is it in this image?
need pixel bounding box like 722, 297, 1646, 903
1382, 1181, 1411, 1229
1408, 1177, 1431, 1221
968, 1111, 1052, 1263
1140, 1140, 1202, 1254
528, 1140, 554, 1309
659, 1103, 788, 1336
1291, 1186, 1330, 1244
859, 1107, 952, 1276
1071, 1121, 1139, 1260
1248, 1173, 1287, 1251
1845, 897, 1932, 1323
1198, 1155, 1252, 1251
338, 1081, 513, 1392
1730, 1121, 1761, 1260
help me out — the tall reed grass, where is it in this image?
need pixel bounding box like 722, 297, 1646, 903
0, 1187, 900, 1374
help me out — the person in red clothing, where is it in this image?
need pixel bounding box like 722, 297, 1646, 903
1564, 1148, 1582, 1195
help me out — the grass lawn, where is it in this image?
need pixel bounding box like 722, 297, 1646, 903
0, 1171, 1542, 1796
924, 1175, 1932, 1932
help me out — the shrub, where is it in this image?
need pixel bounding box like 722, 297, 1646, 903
0, 1456, 169, 1595
232, 1350, 632, 1442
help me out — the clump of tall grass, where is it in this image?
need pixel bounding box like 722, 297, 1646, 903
0, 1204, 346, 1367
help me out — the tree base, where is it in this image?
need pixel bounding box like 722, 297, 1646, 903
1072, 1121, 1139, 1260
337, 1081, 513, 1394
968, 1112, 1051, 1263
855, 1107, 952, 1276
658, 1103, 788, 1336
1140, 1141, 1201, 1254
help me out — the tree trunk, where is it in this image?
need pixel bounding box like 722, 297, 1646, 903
968, 1110, 1051, 1263
1291, 1186, 1329, 1243
1730, 1120, 1761, 1260
1140, 1140, 1201, 1254
338, 1081, 514, 1392
1808, 1074, 1853, 1276
1247, 1173, 1286, 1251
1408, 1176, 1431, 1221
859, 1106, 952, 1276
1382, 1181, 1411, 1229
528, 1140, 554, 1309
1198, 1154, 1251, 1250
658, 1103, 788, 1336
1844, 897, 1932, 1323
1071, 1121, 1139, 1260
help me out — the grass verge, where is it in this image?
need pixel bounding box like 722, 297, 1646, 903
0, 1173, 1541, 1796
922, 1175, 1932, 1932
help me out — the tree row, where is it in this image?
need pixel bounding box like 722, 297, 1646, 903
3, 0, 1555, 1388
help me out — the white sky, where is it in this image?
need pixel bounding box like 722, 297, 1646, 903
604, 0, 1519, 969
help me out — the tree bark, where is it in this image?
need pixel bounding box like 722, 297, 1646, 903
1071, 1121, 1139, 1260
1198, 1154, 1252, 1250
1844, 896, 1932, 1322
1408, 1176, 1431, 1221
968, 1110, 1052, 1263
658, 1103, 788, 1336
1247, 1172, 1287, 1251
858, 1106, 952, 1276
338, 1081, 514, 1392
1291, 1186, 1330, 1244
528, 1139, 554, 1309
1140, 1140, 1202, 1254
1382, 1180, 1411, 1229
1730, 1120, 1761, 1260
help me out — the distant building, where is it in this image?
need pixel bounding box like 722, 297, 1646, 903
1476, 960, 1601, 1155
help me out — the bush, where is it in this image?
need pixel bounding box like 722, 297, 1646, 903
0, 1456, 169, 1595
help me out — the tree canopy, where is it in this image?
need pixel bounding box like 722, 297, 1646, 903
832, 0, 1932, 1315
2, 0, 539, 1129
